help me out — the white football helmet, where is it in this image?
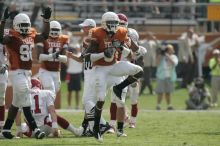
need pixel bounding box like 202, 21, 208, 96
128, 28, 139, 46
101, 12, 119, 33
50, 21, 62, 38
13, 13, 31, 35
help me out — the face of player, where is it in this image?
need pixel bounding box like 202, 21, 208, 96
82, 26, 94, 35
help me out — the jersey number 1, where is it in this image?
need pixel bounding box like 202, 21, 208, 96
33, 95, 42, 114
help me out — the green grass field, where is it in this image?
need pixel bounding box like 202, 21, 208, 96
1, 82, 220, 146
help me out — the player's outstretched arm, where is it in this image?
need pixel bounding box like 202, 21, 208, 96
0, 7, 10, 44
35, 7, 52, 43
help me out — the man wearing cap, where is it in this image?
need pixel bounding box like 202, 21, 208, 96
155, 44, 178, 110
209, 49, 220, 107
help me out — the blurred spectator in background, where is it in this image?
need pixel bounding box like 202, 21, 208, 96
66, 44, 83, 109
60, 23, 73, 81
185, 77, 211, 110
208, 49, 220, 107
155, 44, 178, 110
0, 0, 5, 19
4, 1, 19, 28
139, 33, 159, 95
178, 27, 199, 88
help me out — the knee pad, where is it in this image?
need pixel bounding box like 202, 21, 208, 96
84, 101, 95, 114
116, 100, 125, 108
0, 83, 6, 106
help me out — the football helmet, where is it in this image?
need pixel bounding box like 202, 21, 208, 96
49, 21, 62, 38
101, 12, 119, 33
31, 78, 42, 89
117, 13, 128, 27
13, 13, 31, 35
128, 28, 139, 44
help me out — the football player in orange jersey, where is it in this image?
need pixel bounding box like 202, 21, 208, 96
0, 7, 51, 139
84, 12, 143, 142
37, 20, 68, 94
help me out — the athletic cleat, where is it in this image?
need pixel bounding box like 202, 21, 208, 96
113, 86, 122, 100
73, 126, 84, 136
82, 129, 94, 137
128, 123, 136, 128
117, 130, 127, 137
107, 127, 115, 134
34, 129, 45, 139
100, 122, 111, 135
2, 130, 14, 139
93, 128, 103, 142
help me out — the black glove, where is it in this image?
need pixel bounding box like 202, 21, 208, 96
41, 7, 52, 19
112, 40, 123, 51
0, 64, 8, 74
104, 47, 114, 58
83, 53, 91, 62
2, 7, 10, 21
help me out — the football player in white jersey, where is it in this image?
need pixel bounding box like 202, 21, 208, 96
66, 19, 111, 136
0, 43, 8, 131
16, 78, 83, 138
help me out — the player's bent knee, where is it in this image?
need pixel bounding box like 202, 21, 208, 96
116, 101, 125, 108
134, 69, 144, 79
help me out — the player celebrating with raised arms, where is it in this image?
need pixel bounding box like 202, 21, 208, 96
0, 7, 51, 139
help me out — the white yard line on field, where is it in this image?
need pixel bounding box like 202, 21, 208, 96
56, 109, 220, 113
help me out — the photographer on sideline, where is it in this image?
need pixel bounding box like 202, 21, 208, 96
185, 77, 211, 110
155, 44, 178, 110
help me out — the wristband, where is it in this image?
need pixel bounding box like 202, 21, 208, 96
43, 19, 50, 23
52, 122, 58, 129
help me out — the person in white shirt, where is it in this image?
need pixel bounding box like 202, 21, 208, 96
66, 44, 83, 109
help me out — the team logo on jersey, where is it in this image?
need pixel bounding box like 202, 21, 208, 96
48, 42, 61, 48
22, 37, 34, 44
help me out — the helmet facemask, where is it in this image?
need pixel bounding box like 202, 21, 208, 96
50, 28, 61, 38
105, 20, 119, 33
18, 23, 31, 35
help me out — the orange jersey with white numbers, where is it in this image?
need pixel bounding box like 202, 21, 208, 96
41, 35, 69, 71
5, 28, 37, 70
89, 26, 129, 66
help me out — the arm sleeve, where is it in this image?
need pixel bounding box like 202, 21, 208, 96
58, 55, 67, 63
39, 54, 53, 61
90, 52, 105, 62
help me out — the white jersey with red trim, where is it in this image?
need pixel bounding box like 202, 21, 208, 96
30, 88, 55, 127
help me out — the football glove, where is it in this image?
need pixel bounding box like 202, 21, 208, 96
0, 64, 8, 74
112, 40, 123, 51
41, 7, 52, 20
52, 51, 60, 60
2, 7, 10, 21
104, 47, 115, 58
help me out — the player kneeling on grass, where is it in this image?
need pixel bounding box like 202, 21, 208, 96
15, 78, 83, 138
185, 77, 211, 110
